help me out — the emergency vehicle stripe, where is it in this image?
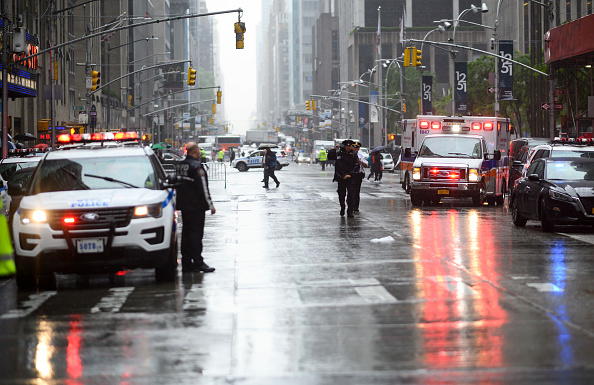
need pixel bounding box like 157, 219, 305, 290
162, 189, 174, 209
0, 185, 6, 193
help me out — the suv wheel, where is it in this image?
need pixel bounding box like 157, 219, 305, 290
410, 193, 423, 206
15, 255, 36, 290
155, 234, 178, 282
236, 162, 248, 172
511, 197, 527, 227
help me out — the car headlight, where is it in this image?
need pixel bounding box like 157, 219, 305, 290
549, 189, 574, 203
20, 209, 47, 224
412, 167, 421, 181
468, 168, 479, 182
134, 202, 163, 218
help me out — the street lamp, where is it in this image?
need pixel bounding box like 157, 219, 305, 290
418, 26, 447, 116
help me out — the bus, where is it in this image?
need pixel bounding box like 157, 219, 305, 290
197, 135, 216, 145
216, 135, 242, 151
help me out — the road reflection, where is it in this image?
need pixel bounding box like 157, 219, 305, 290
410, 208, 506, 369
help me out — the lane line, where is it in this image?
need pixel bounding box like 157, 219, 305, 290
0, 291, 57, 319
90, 287, 134, 314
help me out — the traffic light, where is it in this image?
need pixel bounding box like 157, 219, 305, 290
388, 134, 395, 141
296, 115, 300, 123
187, 66, 196, 86
128, 94, 132, 107
306, 100, 311, 110
209, 117, 214, 124
311, 99, 316, 111
212, 103, 216, 114
235, 21, 246, 49
90, 70, 100, 91
412, 48, 422, 67
404, 47, 411, 67
217, 90, 222, 104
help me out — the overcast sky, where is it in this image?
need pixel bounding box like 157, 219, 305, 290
206, 0, 262, 135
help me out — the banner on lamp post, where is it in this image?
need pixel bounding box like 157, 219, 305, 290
421, 75, 433, 115
369, 91, 379, 123
454, 62, 468, 113
499, 40, 514, 101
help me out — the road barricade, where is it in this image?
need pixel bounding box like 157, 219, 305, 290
205, 161, 227, 188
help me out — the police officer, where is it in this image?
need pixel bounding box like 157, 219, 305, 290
351, 140, 367, 213
217, 149, 224, 162
333, 139, 359, 217
318, 147, 328, 170
0, 199, 16, 278
200, 147, 207, 163
176, 142, 216, 273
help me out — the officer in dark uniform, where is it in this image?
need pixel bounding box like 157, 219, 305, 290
333, 139, 359, 217
176, 142, 216, 273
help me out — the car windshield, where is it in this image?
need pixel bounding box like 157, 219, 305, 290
382, 153, 392, 160
419, 137, 482, 159
0, 160, 38, 181
546, 161, 594, 181
552, 149, 594, 158
31, 155, 158, 193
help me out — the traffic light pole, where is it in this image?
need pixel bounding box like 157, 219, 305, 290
1, 0, 7, 160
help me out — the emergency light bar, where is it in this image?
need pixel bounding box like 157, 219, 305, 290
7, 148, 48, 156
57, 131, 138, 144
552, 137, 594, 145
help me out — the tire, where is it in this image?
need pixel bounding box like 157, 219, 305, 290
155, 233, 178, 282
15, 255, 36, 290
404, 174, 411, 194
236, 162, 248, 172
511, 197, 527, 227
495, 181, 506, 206
486, 196, 496, 206
410, 193, 423, 207
540, 199, 555, 232
472, 182, 486, 207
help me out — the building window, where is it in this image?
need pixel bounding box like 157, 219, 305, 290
332, 30, 339, 61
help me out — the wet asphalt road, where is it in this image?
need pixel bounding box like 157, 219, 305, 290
1, 160, 594, 384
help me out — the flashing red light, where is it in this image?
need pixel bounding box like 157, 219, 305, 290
471, 122, 482, 130
63, 217, 76, 224
484, 122, 494, 131
431, 121, 441, 130
419, 120, 430, 129
125, 132, 138, 139
430, 168, 439, 175
449, 173, 458, 179
114, 132, 125, 140
57, 134, 71, 142
90, 133, 102, 140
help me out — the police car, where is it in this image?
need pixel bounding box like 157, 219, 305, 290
231, 148, 289, 172
10, 132, 178, 290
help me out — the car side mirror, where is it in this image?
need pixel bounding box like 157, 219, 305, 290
528, 174, 540, 182
7, 182, 25, 196
494, 150, 501, 161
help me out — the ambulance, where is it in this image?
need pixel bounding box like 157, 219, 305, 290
400, 115, 511, 206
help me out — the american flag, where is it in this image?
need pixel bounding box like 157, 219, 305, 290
399, 6, 406, 47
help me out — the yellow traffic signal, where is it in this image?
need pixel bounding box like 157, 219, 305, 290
412, 48, 422, 67
187, 66, 197, 86
90, 70, 100, 91
296, 115, 300, 123
306, 100, 311, 110
404, 47, 412, 67
217, 90, 222, 104
209, 117, 214, 124
311, 99, 316, 111
128, 94, 132, 107
388, 134, 395, 141
212, 103, 216, 114
235, 21, 246, 49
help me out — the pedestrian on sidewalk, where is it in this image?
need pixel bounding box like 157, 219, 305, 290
333, 139, 359, 217
262, 147, 280, 189
352, 140, 367, 213
373, 152, 384, 182
176, 142, 216, 273
229, 147, 235, 165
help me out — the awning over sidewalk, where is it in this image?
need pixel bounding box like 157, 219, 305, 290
545, 14, 594, 66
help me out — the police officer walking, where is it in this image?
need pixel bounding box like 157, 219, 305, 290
318, 147, 328, 171
176, 142, 216, 273
333, 139, 359, 217
352, 140, 367, 213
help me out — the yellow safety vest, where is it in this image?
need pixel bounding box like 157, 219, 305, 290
0, 201, 15, 277
319, 150, 327, 161
200, 149, 206, 157
217, 150, 224, 159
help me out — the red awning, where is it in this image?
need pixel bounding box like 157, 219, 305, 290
545, 14, 594, 65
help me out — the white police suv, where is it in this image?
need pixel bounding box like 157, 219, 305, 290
10, 132, 178, 290
231, 149, 289, 172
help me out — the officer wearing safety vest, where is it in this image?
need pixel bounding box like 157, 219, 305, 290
200, 148, 207, 163
319, 148, 328, 171
0, 200, 15, 278
217, 149, 224, 162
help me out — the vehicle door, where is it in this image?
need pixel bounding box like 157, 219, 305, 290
523, 159, 546, 216
247, 150, 264, 168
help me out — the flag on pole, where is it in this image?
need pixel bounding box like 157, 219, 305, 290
399, 6, 406, 47
377, 7, 381, 57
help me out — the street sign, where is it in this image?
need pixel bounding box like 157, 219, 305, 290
541, 102, 563, 110
78, 112, 88, 124
86, 77, 92, 89
89, 111, 97, 116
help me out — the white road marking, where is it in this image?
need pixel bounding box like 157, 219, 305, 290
296, 278, 398, 305
183, 284, 207, 310
90, 287, 134, 313
296, 278, 381, 287
510, 274, 539, 280
526, 283, 564, 293
0, 291, 57, 319
355, 285, 398, 303
558, 232, 594, 246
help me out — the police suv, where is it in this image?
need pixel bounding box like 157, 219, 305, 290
231, 148, 290, 172
10, 132, 178, 290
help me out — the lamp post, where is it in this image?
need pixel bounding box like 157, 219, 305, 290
418, 26, 446, 116
450, 3, 488, 114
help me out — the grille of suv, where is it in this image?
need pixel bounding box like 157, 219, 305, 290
47, 207, 134, 230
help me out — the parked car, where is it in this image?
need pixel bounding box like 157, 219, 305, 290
521, 140, 594, 177
510, 157, 594, 232
231, 149, 289, 171
508, 138, 550, 191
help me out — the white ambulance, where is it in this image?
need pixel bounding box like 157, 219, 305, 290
10, 132, 179, 290
400, 115, 511, 206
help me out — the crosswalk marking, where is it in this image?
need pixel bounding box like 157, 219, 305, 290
0, 291, 56, 319
183, 284, 207, 310
526, 283, 564, 293
90, 287, 134, 313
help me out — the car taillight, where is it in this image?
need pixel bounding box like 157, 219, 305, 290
431, 121, 441, 130
471, 122, 482, 130
483, 122, 494, 131
419, 121, 429, 129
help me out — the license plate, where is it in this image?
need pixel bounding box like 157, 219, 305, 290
76, 239, 104, 254
437, 189, 450, 195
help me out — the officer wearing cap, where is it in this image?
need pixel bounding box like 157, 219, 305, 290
333, 139, 359, 217
351, 140, 367, 213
